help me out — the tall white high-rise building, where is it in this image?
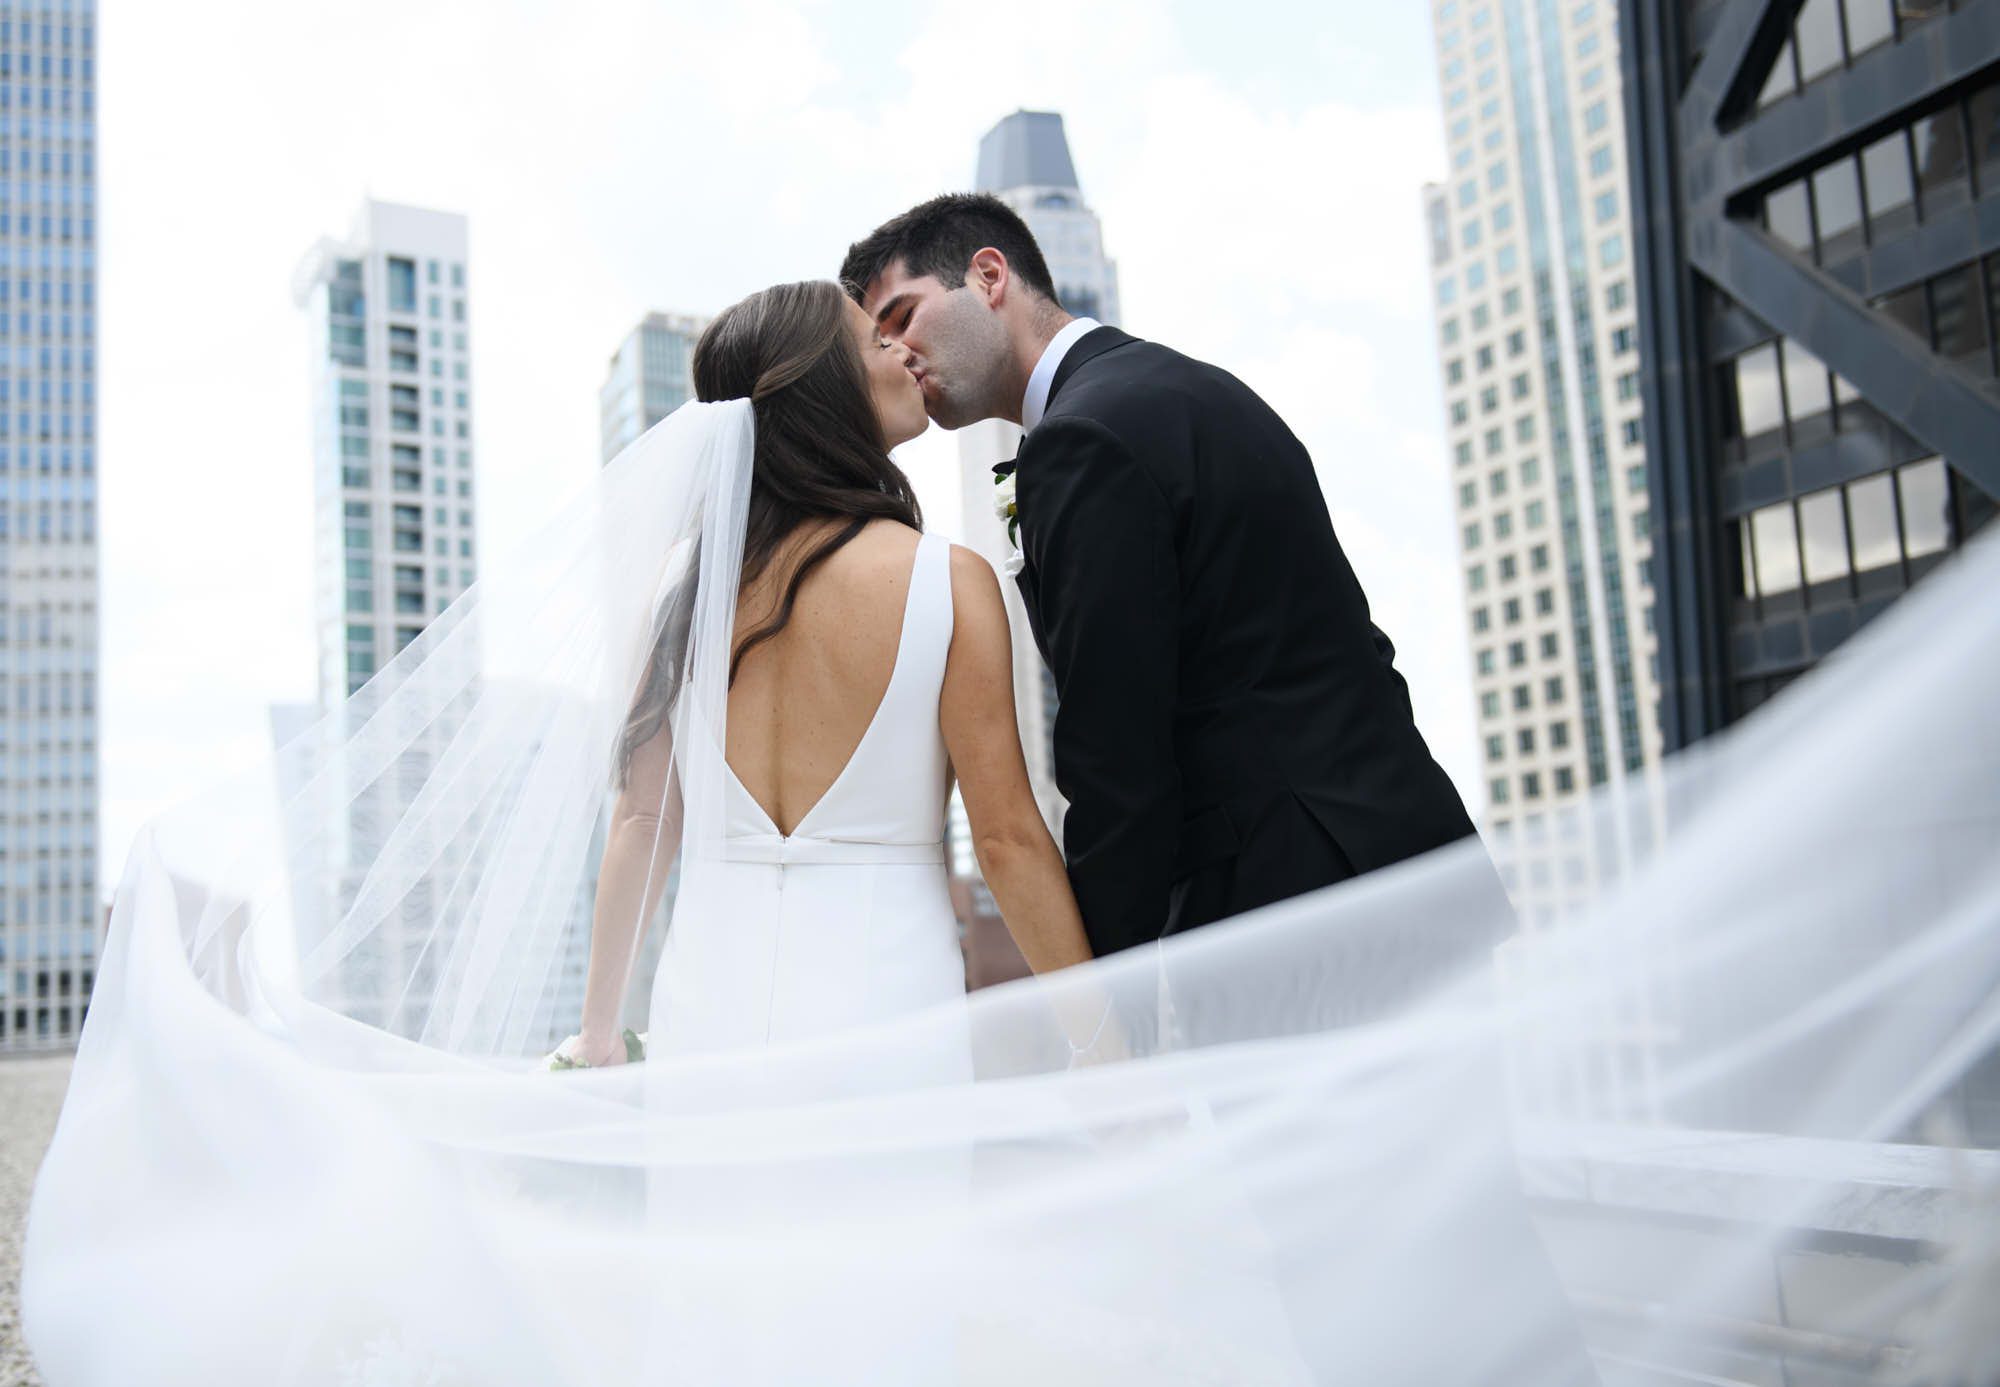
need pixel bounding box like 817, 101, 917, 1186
1422, 1, 1661, 838
290, 202, 484, 1035
600, 312, 708, 466
294, 201, 479, 711
955, 110, 1121, 839
0, 4, 100, 1052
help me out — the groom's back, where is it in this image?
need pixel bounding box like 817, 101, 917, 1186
1037, 329, 1478, 937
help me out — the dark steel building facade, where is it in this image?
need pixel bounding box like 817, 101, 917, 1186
1619, 0, 1998, 748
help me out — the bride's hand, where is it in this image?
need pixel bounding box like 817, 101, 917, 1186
553, 1030, 628, 1068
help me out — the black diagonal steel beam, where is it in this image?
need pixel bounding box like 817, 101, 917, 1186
1684, 0, 1791, 135
1696, 217, 2000, 498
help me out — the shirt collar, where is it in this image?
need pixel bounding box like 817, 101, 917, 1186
1021, 316, 1102, 434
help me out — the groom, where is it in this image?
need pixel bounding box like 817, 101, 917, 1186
841, 194, 1482, 961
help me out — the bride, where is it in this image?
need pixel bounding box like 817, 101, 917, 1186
551, 279, 1100, 1077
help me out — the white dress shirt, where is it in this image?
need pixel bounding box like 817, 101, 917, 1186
1021, 316, 1103, 434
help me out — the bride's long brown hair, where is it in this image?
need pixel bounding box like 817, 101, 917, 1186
615, 280, 925, 789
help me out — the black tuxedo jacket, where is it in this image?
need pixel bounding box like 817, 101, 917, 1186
1009, 326, 1480, 959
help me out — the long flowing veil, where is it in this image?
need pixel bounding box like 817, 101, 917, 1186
20, 392, 2000, 1385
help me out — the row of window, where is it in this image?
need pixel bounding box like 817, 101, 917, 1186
1872, 253, 2000, 380
1489, 764, 1582, 807
0, 18, 93, 48
1718, 334, 1854, 453
1757, 0, 1952, 109
1733, 456, 1954, 603
1475, 629, 1566, 678
1762, 82, 2000, 266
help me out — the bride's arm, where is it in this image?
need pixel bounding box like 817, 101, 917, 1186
572, 716, 683, 1065
940, 544, 1094, 976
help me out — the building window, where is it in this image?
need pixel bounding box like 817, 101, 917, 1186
1477, 648, 1496, 675
1481, 691, 1501, 719
1554, 766, 1575, 793
1583, 100, 1607, 133
1852, 134, 1918, 250
1898, 456, 1951, 558
1526, 500, 1546, 528
386, 257, 416, 313
1550, 720, 1570, 749
1544, 676, 1565, 704
1490, 778, 1510, 805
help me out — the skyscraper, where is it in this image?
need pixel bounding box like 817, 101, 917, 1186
599, 311, 708, 466
956, 109, 1121, 833
1423, 0, 1663, 837
1619, 0, 1995, 745
0, 3, 99, 1053
289, 201, 482, 1036
293, 200, 479, 711
950, 111, 1119, 984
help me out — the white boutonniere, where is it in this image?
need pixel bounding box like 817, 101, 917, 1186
993, 461, 1023, 576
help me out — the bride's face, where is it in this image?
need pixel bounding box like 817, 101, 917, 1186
847, 296, 928, 449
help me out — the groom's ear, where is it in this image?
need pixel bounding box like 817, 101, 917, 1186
967, 247, 1010, 307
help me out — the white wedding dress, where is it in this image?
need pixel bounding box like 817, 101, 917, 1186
638, 528, 977, 1385
648, 528, 970, 1065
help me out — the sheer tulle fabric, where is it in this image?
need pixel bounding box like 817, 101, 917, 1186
20, 398, 2000, 1384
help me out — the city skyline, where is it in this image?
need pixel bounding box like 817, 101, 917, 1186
95, 3, 1472, 902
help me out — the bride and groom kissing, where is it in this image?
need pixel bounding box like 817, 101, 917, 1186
557, 189, 1483, 1072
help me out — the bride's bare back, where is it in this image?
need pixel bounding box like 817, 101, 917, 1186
725, 517, 926, 838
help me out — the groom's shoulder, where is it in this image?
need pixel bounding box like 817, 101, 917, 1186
1046, 332, 1254, 439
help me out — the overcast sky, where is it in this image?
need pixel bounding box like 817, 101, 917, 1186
96, 0, 1464, 891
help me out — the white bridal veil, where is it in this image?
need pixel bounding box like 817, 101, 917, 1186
20, 397, 2000, 1385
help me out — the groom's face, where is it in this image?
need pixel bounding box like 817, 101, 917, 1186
861, 259, 1011, 430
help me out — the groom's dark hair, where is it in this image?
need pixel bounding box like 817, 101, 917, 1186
840, 193, 1060, 305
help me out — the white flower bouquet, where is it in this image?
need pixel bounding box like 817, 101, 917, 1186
544, 1027, 646, 1070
